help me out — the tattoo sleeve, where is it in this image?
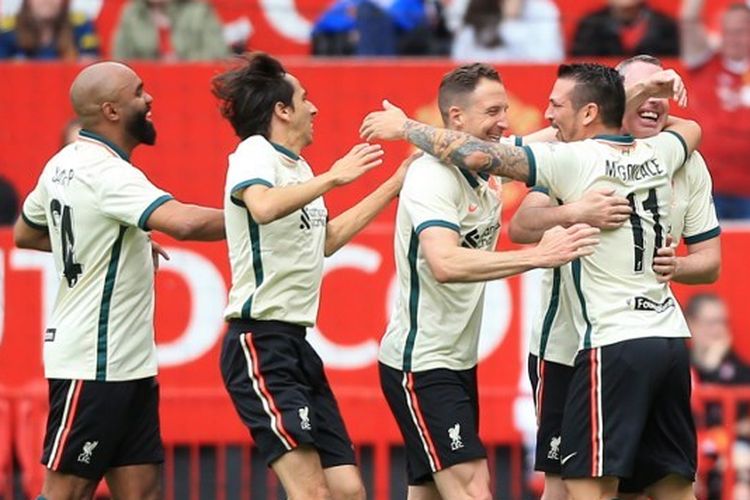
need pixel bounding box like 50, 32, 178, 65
403, 119, 531, 182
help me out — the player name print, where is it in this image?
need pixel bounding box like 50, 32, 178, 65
605, 158, 664, 182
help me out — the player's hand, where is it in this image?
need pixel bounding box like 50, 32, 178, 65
642, 69, 688, 108
329, 143, 384, 186
359, 100, 409, 142
389, 152, 421, 191
653, 234, 676, 283
151, 240, 170, 273
535, 223, 600, 268
572, 188, 632, 230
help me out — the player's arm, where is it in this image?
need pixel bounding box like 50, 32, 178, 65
13, 216, 51, 251
663, 115, 702, 158
360, 101, 531, 182
420, 224, 600, 283
509, 189, 631, 244
675, 238, 721, 284
625, 68, 688, 113
241, 144, 383, 225
145, 200, 225, 241
325, 154, 415, 256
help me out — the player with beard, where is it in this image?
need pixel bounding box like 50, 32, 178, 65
377, 63, 600, 500
14, 61, 225, 500
509, 57, 719, 500
360, 63, 702, 500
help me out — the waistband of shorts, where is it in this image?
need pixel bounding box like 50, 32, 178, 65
227, 318, 306, 337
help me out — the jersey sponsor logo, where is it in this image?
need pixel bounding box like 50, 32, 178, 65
299, 207, 326, 230
298, 406, 311, 431
449, 423, 464, 451
77, 441, 98, 464
561, 451, 577, 465
547, 435, 561, 460
461, 223, 500, 249
44, 328, 56, 342
605, 158, 664, 182
629, 296, 675, 313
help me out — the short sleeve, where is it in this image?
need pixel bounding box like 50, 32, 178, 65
227, 137, 278, 202
682, 152, 720, 244
643, 131, 688, 175
21, 180, 48, 230
96, 160, 173, 230
401, 157, 461, 236
523, 142, 583, 202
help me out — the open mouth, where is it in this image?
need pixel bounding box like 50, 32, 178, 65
638, 110, 659, 122
146, 110, 153, 122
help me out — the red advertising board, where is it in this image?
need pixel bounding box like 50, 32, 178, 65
1, 62, 748, 448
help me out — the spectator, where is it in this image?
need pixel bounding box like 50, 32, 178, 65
681, 1, 750, 219
571, 0, 679, 57
311, 0, 358, 56
355, 0, 451, 55
0, 177, 19, 225
447, 0, 563, 62
112, 0, 229, 61
687, 292, 750, 500
0, 0, 99, 60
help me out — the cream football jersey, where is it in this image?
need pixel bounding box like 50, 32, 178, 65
223, 136, 327, 327
524, 132, 692, 350
21, 130, 172, 381
670, 151, 720, 245
379, 153, 502, 372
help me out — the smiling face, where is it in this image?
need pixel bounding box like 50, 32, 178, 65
118, 68, 156, 145
620, 60, 668, 139
450, 77, 510, 141
544, 77, 587, 142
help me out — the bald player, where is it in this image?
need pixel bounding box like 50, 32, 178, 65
14, 61, 224, 500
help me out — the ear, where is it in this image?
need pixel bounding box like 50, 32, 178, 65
274, 101, 291, 123
100, 102, 120, 123
581, 103, 599, 127
448, 106, 464, 129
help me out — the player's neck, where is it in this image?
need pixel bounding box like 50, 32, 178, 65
581, 124, 621, 141
81, 127, 136, 159
268, 131, 303, 158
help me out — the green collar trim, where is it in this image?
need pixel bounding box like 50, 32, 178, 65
79, 129, 130, 161
271, 142, 300, 161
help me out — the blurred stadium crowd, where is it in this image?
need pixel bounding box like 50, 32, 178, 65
1, 0, 750, 499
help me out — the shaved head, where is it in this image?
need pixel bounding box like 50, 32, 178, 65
70, 62, 137, 128
69, 61, 156, 146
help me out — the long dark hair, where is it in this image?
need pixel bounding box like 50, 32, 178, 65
212, 52, 295, 140
16, 0, 76, 59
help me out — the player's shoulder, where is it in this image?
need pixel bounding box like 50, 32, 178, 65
235, 134, 274, 155
406, 154, 461, 182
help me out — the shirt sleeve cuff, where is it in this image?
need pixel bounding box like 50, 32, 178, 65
522, 145, 537, 187
138, 194, 174, 230
415, 219, 460, 236
21, 211, 48, 231
683, 226, 721, 245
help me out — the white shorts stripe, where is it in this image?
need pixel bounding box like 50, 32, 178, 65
239, 334, 293, 451
401, 373, 438, 472
46, 380, 77, 468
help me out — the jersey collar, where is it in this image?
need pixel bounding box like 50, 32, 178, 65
78, 129, 130, 161
459, 168, 489, 189
271, 142, 300, 161
592, 134, 635, 145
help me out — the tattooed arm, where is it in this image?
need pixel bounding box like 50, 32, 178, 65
360, 100, 532, 182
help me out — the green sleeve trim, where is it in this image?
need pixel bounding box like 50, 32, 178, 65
137, 194, 173, 230
232, 178, 273, 195
21, 211, 47, 231
531, 187, 549, 195
664, 130, 689, 166
522, 145, 537, 187
414, 220, 460, 236
514, 135, 524, 147
684, 226, 721, 245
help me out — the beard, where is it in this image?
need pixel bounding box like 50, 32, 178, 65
126, 108, 157, 145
